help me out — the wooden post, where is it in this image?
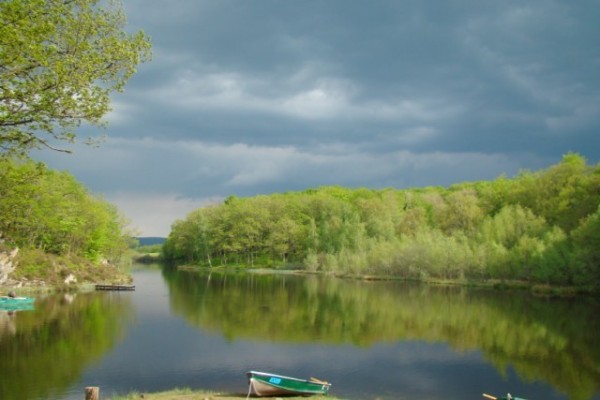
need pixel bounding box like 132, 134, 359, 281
85, 386, 99, 400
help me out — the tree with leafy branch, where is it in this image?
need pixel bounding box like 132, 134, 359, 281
0, 0, 151, 155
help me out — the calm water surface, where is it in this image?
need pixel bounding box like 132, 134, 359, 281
1, 264, 600, 400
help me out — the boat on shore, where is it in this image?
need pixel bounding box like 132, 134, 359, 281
247, 370, 331, 397
0, 296, 35, 311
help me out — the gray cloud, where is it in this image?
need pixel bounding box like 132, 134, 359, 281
36, 0, 600, 235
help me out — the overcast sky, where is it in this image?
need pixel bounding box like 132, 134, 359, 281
34, 0, 600, 237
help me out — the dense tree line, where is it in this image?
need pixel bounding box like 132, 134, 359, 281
0, 158, 132, 264
164, 153, 600, 289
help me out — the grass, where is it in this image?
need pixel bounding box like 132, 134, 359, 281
108, 388, 339, 400
2, 247, 132, 289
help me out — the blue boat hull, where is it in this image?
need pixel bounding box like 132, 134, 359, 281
0, 296, 35, 311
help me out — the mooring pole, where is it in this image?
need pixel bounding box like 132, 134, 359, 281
85, 386, 99, 400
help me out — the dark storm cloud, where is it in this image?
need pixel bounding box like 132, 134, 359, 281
117, 0, 600, 152
36, 0, 600, 235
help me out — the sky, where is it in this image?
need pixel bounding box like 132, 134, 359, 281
34, 0, 600, 237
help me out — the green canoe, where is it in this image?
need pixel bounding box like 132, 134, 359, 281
0, 296, 35, 311
247, 370, 331, 397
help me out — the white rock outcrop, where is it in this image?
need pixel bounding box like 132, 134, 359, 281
0, 247, 18, 285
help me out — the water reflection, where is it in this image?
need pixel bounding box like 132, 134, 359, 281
163, 268, 600, 400
1, 268, 599, 400
0, 291, 133, 400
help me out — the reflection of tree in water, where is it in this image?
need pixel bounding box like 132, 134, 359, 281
0, 311, 17, 337
164, 268, 600, 400
0, 292, 133, 400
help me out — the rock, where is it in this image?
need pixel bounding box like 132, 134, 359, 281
0, 247, 18, 285
64, 273, 77, 284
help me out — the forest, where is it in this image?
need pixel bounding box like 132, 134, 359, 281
163, 153, 600, 290
0, 0, 150, 284
0, 158, 133, 283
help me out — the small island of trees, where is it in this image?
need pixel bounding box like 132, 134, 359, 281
164, 153, 600, 291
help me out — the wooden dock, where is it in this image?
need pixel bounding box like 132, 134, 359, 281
95, 284, 135, 291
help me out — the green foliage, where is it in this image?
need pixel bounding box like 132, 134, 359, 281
12, 247, 130, 285
0, 0, 151, 155
570, 205, 600, 288
164, 154, 600, 288
0, 158, 132, 277
0, 0, 147, 280
136, 244, 163, 254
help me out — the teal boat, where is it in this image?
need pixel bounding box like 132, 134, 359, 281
0, 296, 35, 311
247, 371, 331, 397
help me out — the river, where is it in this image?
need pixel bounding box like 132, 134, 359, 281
1, 264, 599, 400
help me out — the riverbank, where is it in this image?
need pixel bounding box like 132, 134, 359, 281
176, 264, 595, 297
0, 245, 134, 293
2, 259, 594, 298
109, 388, 338, 400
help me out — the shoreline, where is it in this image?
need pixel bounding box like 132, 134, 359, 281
107, 388, 339, 400
2, 261, 597, 298
176, 264, 596, 297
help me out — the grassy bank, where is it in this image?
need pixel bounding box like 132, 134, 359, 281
176, 264, 596, 297
0, 247, 134, 292
109, 388, 339, 400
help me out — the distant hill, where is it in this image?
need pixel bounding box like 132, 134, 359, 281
136, 237, 166, 246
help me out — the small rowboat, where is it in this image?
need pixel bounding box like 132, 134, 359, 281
484, 393, 529, 400
247, 370, 331, 397
0, 296, 35, 311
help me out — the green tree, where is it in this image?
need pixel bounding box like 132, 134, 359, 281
571, 205, 600, 288
508, 154, 600, 232
478, 205, 547, 249
264, 197, 305, 264
355, 192, 398, 241
0, 158, 130, 263
0, 0, 151, 155
267, 216, 302, 263
438, 189, 483, 235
